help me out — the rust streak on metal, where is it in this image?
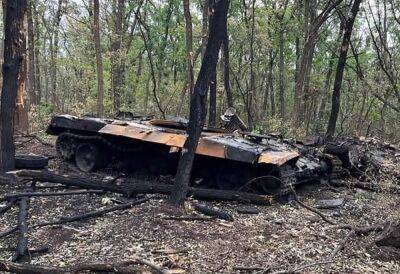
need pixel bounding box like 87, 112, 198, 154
258, 151, 299, 166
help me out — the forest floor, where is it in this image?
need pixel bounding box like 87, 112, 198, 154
0, 136, 400, 273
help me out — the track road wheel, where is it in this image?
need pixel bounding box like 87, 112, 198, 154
75, 142, 104, 172
56, 133, 75, 160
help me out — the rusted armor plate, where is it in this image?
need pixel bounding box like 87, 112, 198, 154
47, 115, 299, 166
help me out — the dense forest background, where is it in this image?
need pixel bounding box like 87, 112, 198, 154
1, 0, 399, 141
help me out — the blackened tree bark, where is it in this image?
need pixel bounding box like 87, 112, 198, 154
170, 0, 230, 206
0, 0, 27, 171
209, 70, 217, 126
326, 0, 362, 138
92, 0, 105, 116
222, 29, 233, 108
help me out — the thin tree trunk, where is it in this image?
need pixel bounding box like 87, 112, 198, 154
268, 50, 275, 116
92, 0, 104, 116
182, 0, 194, 99
0, 0, 27, 171
50, 0, 63, 111
278, 28, 285, 118
247, 0, 256, 130
110, 0, 125, 112
170, 0, 229, 206
222, 30, 233, 108
209, 70, 217, 126
33, 3, 41, 104
27, 0, 35, 106
326, 0, 362, 138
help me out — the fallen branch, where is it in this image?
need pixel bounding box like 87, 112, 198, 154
11, 170, 127, 195
233, 266, 268, 271
293, 193, 337, 225
0, 257, 170, 274
13, 170, 272, 205
0, 227, 18, 239
161, 216, 215, 221
192, 202, 233, 221
0, 246, 49, 255
330, 180, 400, 194
0, 199, 17, 215
328, 230, 355, 260
271, 260, 334, 274
12, 197, 29, 262
1, 190, 105, 202
15, 133, 53, 147
33, 198, 149, 228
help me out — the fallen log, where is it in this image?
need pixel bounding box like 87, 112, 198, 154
33, 198, 149, 228
0, 257, 170, 274
161, 216, 215, 221
0, 246, 49, 255
12, 170, 128, 195
192, 202, 233, 221
329, 180, 400, 194
12, 197, 29, 262
12, 170, 272, 205
0, 227, 18, 239
0, 199, 17, 215
1, 190, 105, 202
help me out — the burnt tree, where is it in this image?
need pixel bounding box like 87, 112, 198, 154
209, 70, 217, 127
326, 0, 362, 138
170, 0, 230, 205
222, 28, 233, 108
0, 0, 27, 172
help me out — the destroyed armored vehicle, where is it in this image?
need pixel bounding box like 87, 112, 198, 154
47, 114, 330, 196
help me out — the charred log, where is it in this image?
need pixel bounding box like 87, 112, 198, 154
1, 190, 105, 203
12, 197, 29, 262
13, 170, 272, 205
192, 202, 233, 221
34, 198, 149, 228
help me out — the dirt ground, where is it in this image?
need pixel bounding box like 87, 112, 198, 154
0, 136, 400, 273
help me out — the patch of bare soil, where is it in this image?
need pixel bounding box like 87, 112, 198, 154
1, 136, 400, 273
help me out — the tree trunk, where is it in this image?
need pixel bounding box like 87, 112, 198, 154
209, 70, 217, 126
247, 0, 256, 130
27, 0, 35, 106
182, 0, 194, 100
50, 0, 63, 111
318, 22, 344, 119
15, 15, 29, 134
110, 0, 125, 112
222, 29, 233, 108
0, 0, 27, 172
278, 27, 285, 118
33, 3, 41, 104
170, 0, 229, 206
326, 0, 362, 138
92, 0, 104, 117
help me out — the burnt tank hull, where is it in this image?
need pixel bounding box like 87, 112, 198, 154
47, 115, 329, 195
